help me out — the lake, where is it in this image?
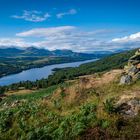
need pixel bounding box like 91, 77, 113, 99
0, 59, 98, 86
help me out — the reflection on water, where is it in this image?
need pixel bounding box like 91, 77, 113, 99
0, 59, 97, 86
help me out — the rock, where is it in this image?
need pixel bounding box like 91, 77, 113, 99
129, 57, 140, 65
120, 75, 132, 84
133, 72, 140, 80
135, 48, 140, 55
124, 65, 132, 73
116, 98, 140, 117
120, 49, 140, 84
128, 58, 140, 65
129, 99, 140, 106
128, 66, 139, 76
128, 50, 140, 65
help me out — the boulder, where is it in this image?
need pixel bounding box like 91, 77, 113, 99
120, 49, 140, 84
128, 66, 139, 76
120, 75, 132, 84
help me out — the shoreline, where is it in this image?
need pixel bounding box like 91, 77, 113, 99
0, 58, 98, 86
0, 58, 97, 79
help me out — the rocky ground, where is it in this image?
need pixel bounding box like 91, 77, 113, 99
120, 49, 140, 84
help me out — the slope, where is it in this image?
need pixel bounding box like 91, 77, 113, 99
0, 48, 140, 139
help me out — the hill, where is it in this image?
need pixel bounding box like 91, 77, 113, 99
0, 48, 140, 139
1, 69, 140, 139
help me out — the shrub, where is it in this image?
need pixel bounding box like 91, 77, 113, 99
103, 98, 116, 114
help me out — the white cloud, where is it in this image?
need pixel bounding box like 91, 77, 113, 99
11, 10, 51, 22
0, 38, 31, 48
11, 9, 77, 22
1, 26, 140, 53
56, 9, 77, 18
16, 26, 76, 37
112, 32, 140, 42
16, 26, 121, 52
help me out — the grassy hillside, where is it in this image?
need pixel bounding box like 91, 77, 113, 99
47, 49, 136, 86
0, 48, 140, 139
1, 69, 140, 139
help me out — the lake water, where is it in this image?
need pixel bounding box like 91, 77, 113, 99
0, 59, 98, 86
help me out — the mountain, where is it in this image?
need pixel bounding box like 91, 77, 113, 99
0, 47, 110, 58
0, 47, 24, 57
52, 49, 74, 56
0, 47, 52, 57
24, 47, 52, 56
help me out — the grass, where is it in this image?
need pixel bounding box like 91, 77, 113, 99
0, 85, 57, 106
1, 71, 140, 139
0, 82, 73, 106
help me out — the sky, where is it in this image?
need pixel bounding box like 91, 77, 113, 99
0, 0, 140, 52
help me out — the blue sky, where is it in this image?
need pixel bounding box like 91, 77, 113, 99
0, 0, 140, 52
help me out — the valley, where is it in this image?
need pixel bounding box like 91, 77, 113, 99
0, 59, 97, 86
0, 47, 104, 78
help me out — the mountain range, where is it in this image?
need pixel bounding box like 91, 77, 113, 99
0, 47, 111, 58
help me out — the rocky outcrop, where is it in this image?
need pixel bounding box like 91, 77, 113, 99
120, 49, 140, 84
120, 75, 132, 84
116, 98, 140, 117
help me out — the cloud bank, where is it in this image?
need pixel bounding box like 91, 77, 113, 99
0, 26, 140, 53
16, 26, 113, 52
112, 32, 140, 43
16, 26, 76, 37
0, 38, 31, 48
